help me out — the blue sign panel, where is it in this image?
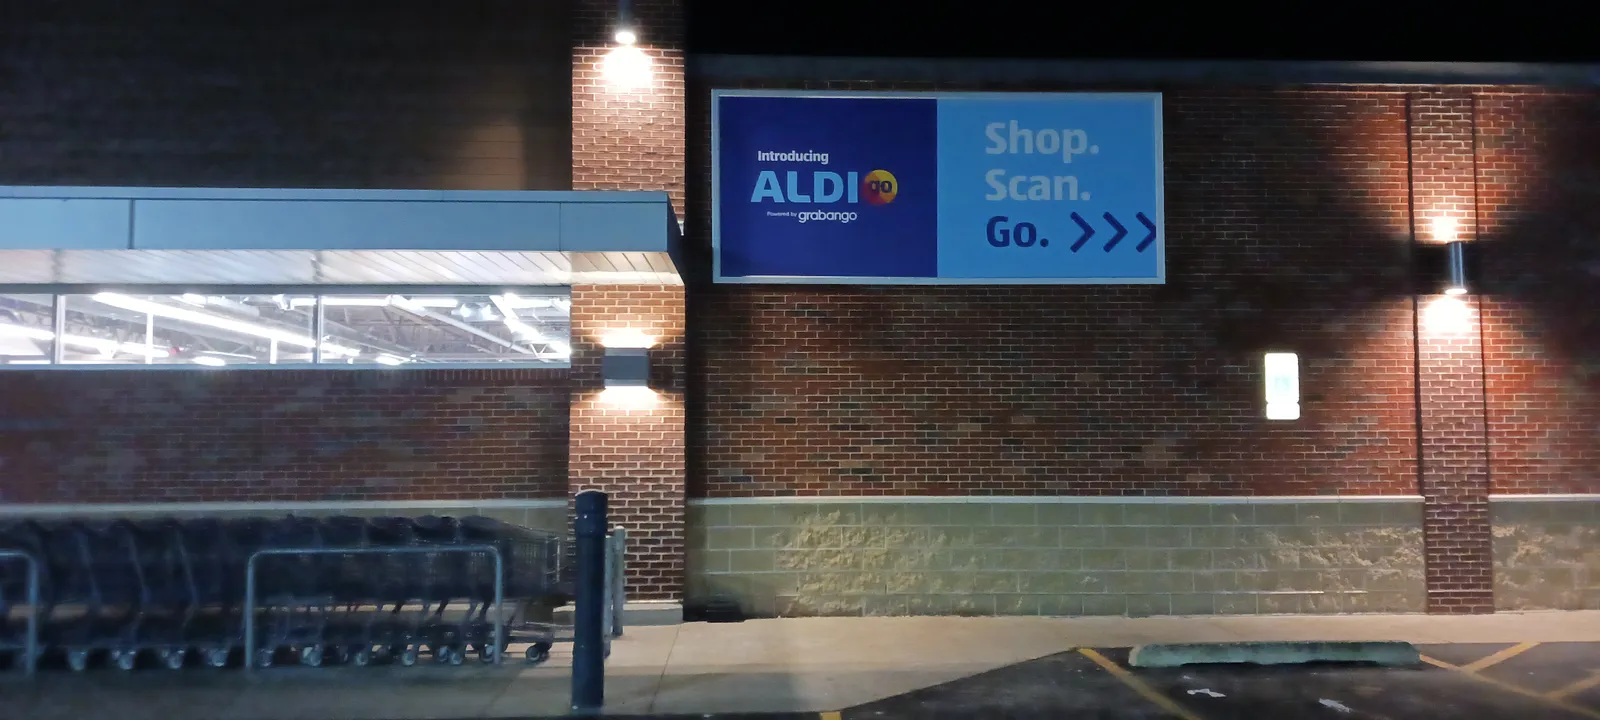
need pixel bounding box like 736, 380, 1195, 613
712, 90, 1164, 284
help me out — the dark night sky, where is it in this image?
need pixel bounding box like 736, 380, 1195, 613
687, 2, 1594, 64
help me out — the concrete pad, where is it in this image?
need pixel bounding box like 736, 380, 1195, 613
1127, 641, 1421, 668
554, 600, 684, 627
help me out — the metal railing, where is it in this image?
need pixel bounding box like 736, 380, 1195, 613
0, 550, 39, 677
242, 544, 504, 671
605, 526, 627, 639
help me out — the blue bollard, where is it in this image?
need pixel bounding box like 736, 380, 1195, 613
572, 489, 608, 712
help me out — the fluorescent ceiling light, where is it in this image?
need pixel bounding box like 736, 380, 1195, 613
92, 293, 358, 357
192, 356, 227, 367
290, 296, 460, 309
374, 353, 408, 366
0, 322, 169, 358
490, 295, 547, 343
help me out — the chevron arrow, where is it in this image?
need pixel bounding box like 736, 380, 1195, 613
1069, 212, 1095, 252
1102, 212, 1127, 252
1135, 212, 1157, 252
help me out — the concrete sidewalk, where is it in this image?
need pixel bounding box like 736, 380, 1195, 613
8, 611, 1600, 719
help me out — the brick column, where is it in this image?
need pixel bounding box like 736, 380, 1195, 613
572, 0, 686, 216
1409, 91, 1493, 613
567, 286, 686, 600
569, 2, 688, 601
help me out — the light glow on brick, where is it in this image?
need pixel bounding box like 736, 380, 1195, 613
601, 45, 652, 91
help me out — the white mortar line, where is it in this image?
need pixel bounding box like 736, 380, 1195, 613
1488, 494, 1600, 502
0, 498, 566, 516
689, 495, 1423, 506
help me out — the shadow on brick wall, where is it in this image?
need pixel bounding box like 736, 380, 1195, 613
1478, 92, 1600, 494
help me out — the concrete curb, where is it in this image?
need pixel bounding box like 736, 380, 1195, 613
1127, 641, 1421, 668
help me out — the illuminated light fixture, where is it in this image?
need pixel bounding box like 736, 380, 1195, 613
288, 296, 459, 309
613, 0, 637, 45
1444, 241, 1469, 296
92, 293, 359, 357
374, 353, 408, 366
0, 323, 170, 358
489, 295, 547, 343
192, 356, 226, 367
1263, 352, 1301, 421
602, 347, 650, 389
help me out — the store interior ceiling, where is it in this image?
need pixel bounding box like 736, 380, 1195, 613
0, 291, 572, 367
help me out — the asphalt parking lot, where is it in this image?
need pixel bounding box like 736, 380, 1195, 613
841, 642, 1600, 719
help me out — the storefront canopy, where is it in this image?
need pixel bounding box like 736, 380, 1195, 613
0, 186, 682, 287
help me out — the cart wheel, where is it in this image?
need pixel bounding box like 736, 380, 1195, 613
525, 646, 549, 665
113, 650, 137, 671
332, 646, 350, 664
66, 649, 89, 672
446, 646, 465, 666
164, 649, 186, 671
255, 649, 275, 669
398, 646, 419, 668
478, 643, 498, 663
206, 648, 229, 668
299, 645, 324, 667
350, 647, 372, 667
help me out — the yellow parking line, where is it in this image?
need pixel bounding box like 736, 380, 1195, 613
1421, 655, 1600, 720
820, 713, 842, 720
1462, 641, 1540, 672
1079, 648, 1204, 720
1547, 670, 1600, 701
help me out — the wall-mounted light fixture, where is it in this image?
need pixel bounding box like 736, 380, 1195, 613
602, 346, 650, 389
613, 0, 637, 45
1444, 240, 1469, 296
1414, 219, 1477, 297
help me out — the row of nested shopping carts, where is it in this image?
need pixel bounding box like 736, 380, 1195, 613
0, 514, 590, 673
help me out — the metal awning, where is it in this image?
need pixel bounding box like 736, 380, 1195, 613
0, 186, 683, 287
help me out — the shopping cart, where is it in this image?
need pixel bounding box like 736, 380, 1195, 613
0, 511, 610, 674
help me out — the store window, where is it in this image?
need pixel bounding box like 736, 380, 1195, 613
0, 290, 570, 369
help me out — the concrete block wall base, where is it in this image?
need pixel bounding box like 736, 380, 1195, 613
1128, 640, 1422, 668
554, 600, 684, 626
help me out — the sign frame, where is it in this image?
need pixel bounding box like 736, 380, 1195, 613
710, 88, 1166, 285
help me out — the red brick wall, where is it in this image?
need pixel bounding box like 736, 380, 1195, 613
688, 83, 1420, 499
568, 285, 687, 600
1477, 92, 1600, 495
572, 0, 686, 215
0, 369, 569, 504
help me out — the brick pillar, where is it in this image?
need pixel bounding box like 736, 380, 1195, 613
567, 285, 687, 600
569, 2, 688, 601
572, 0, 686, 216
1409, 92, 1493, 613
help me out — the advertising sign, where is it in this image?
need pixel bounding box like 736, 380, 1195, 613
712, 90, 1165, 284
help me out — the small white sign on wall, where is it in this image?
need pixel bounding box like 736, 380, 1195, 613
1264, 352, 1300, 421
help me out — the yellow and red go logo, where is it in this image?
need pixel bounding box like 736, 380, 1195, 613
861, 169, 898, 205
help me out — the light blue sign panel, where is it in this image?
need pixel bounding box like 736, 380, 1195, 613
713, 90, 1165, 284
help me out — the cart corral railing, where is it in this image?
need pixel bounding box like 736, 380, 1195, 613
0, 519, 629, 677
0, 549, 40, 676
